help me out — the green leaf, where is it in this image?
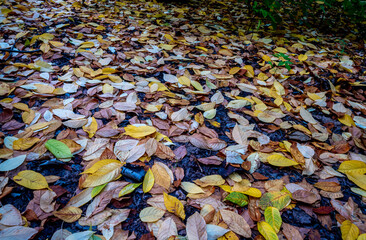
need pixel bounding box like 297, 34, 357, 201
119, 183, 142, 197
91, 183, 107, 198
90, 234, 103, 240
259, 191, 291, 210
45, 139, 72, 160
224, 192, 249, 207
264, 207, 282, 233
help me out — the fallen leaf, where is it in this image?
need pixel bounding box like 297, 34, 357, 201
13, 170, 49, 190
139, 207, 165, 223
53, 207, 83, 223
220, 209, 251, 238
164, 192, 185, 220
45, 139, 73, 160
258, 221, 279, 240
186, 212, 207, 240
143, 168, 154, 193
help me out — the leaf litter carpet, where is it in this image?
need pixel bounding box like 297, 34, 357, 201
0, 0, 366, 239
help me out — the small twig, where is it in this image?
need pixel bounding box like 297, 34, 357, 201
0, 48, 41, 53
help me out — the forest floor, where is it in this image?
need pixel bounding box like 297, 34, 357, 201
0, 0, 366, 239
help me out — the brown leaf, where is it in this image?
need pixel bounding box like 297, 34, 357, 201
282, 223, 303, 240
145, 138, 158, 157
186, 212, 207, 240
292, 190, 320, 204
220, 209, 251, 238
155, 142, 175, 160
197, 156, 224, 165
314, 181, 341, 192
152, 162, 172, 190
173, 145, 187, 161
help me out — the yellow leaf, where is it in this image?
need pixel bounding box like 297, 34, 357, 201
102, 83, 113, 94
218, 231, 239, 240
345, 173, 366, 190
83, 117, 98, 138
79, 41, 94, 48
108, 74, 122, 83
196, 46, 208, 52
264, 207, 282, 233
102, 68, 117, 74
258, 221, 279, 240
241, 187, 262, 198
159, 44, 175, 50
164, 192, 185, 220
178, 76, 191, 86
143, 168, 154, 193
257, 72, 269, 81
274, 47, 288, 54
13, 102, 30, 111
259, 191, 291, 211
124, 125, 157, 138
338, 161, 366, 175
262, 55, 272, 62
194, 175, 225, 187
139, 207, 165, 222
13, 137, 40, 150
191, 80, 204, 91
341, 220, 359, 240
273, 81, 285, 96
267, 154, 299, 167
164, 34, 174, 42
34, 84, 55, 94
243, 65, 254, 77
53, 206, 82, 223
81, 164, 121, 188
339, 114, 355, 127
358, 234, 366, 240
181, 182, 205, 194
151, 163, 172, 190
81, 159, 122, 175
298, 54, 308, 61
293, 124, 312, 135
49, 41, 64, 47
203, 109, 216, 119
13, 170, 49, 190
229, 67, 241, 75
